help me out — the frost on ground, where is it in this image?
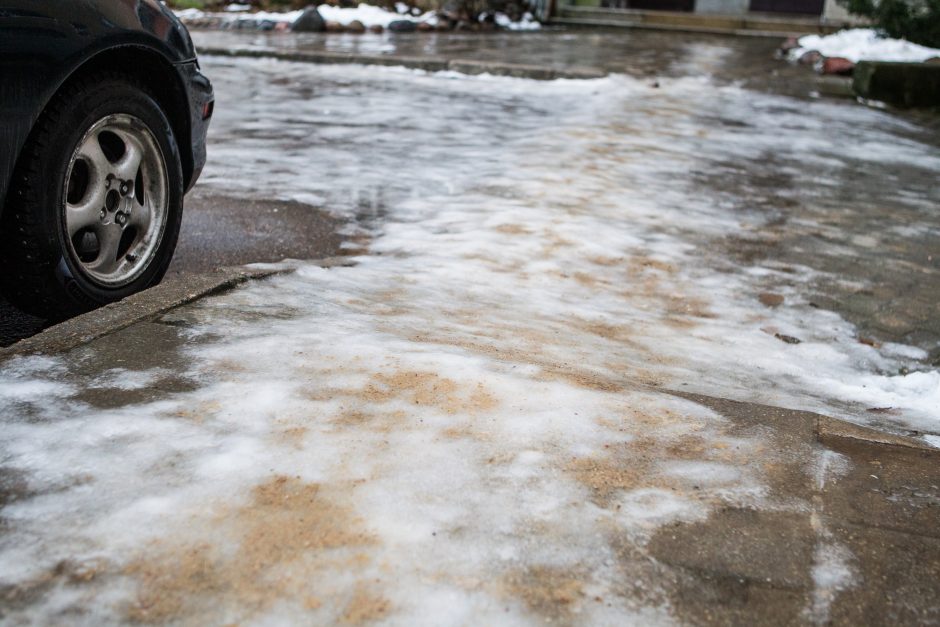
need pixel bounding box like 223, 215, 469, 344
789, 28, 940, 63
0, 60, 938, 623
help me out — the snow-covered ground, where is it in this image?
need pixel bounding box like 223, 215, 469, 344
175, 3, 436, 27
0, 59, 937, 622
175, 3, 540, 30
790, 28, 940, 63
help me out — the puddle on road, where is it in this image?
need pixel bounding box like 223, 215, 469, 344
0, 59, 938, 623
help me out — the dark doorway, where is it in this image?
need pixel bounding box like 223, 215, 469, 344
601, 0, 695, 11
749, 0, 823, 14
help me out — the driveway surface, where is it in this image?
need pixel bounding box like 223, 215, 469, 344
0, 192, 343, 347
0, 31, 938, 625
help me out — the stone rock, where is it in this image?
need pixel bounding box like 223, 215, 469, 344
347, 19, 366, 33
388, 19, 418, 32
779, 36, 800, 52
774, 333, 801, 345
416, 21, 434, 31
799, 50, 822, 66
369, 24, 384, 33
821, 56, 856, 76
759, 292, 784, 308
292, 7, 325, 32
440, 0, 464, 20
436, 19, 454, 31
926, 57, 940, 65
325, 20, 345, 32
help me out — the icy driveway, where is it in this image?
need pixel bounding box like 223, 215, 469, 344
1, 59, 939, 624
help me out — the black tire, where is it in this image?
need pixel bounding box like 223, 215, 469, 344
0, 74, 184, 320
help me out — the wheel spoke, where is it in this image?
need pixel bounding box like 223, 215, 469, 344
127, 199, 151, 233
112, 129, 144, 182
65, 186, 105, 237
77, 133, 112, 176
87, 224, 123, 274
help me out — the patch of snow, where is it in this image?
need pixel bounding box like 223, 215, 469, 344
224, 3, 251, 11
789, 28, 940, 63
807, 542, 855, 624
495, 11, 541, 30
924, 434, 940, 448
174, 3, 435, 27
318, 3, 435, 26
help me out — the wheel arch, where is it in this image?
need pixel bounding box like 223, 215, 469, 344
47, 46, 195, 191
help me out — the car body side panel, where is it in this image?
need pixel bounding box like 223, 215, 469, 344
0, 0, 199, 214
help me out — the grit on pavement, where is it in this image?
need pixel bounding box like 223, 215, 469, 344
1, 31, 939, 624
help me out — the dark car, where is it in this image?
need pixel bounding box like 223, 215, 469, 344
0, 0, 213, 318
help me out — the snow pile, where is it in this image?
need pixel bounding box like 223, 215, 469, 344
176, 6, 304, 22
494, 11, 541, 30
174, 3, 542, 30
790, 28, 940, 63
175, 4, 426, 27
318, 2, 435, 27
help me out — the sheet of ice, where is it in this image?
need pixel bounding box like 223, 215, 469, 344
1, 59, 937, 622
790, 28, 940, 63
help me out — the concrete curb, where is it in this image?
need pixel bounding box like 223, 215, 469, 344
197, 46, 608, 80
672, 390, 938, 453
0, 257, 353, 360
853, 61, 940, 108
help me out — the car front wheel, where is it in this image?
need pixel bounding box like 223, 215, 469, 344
0, 74, 184, 319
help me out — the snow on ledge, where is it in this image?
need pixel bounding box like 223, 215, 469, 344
789, 28, 940, 63
175, 3, 540, 30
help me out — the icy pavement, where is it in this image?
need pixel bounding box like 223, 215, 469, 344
0, 59, 939, 623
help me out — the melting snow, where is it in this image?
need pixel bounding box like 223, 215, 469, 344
790, 28, 940, 63
0, 59, 937, 622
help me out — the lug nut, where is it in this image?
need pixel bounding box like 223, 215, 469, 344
115, 213, 127, 226
99, 209, 106, 220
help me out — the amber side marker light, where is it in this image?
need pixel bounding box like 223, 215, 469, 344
202, 100, 214, 120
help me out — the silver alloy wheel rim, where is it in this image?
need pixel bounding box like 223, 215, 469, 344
63, 114, 169, 288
